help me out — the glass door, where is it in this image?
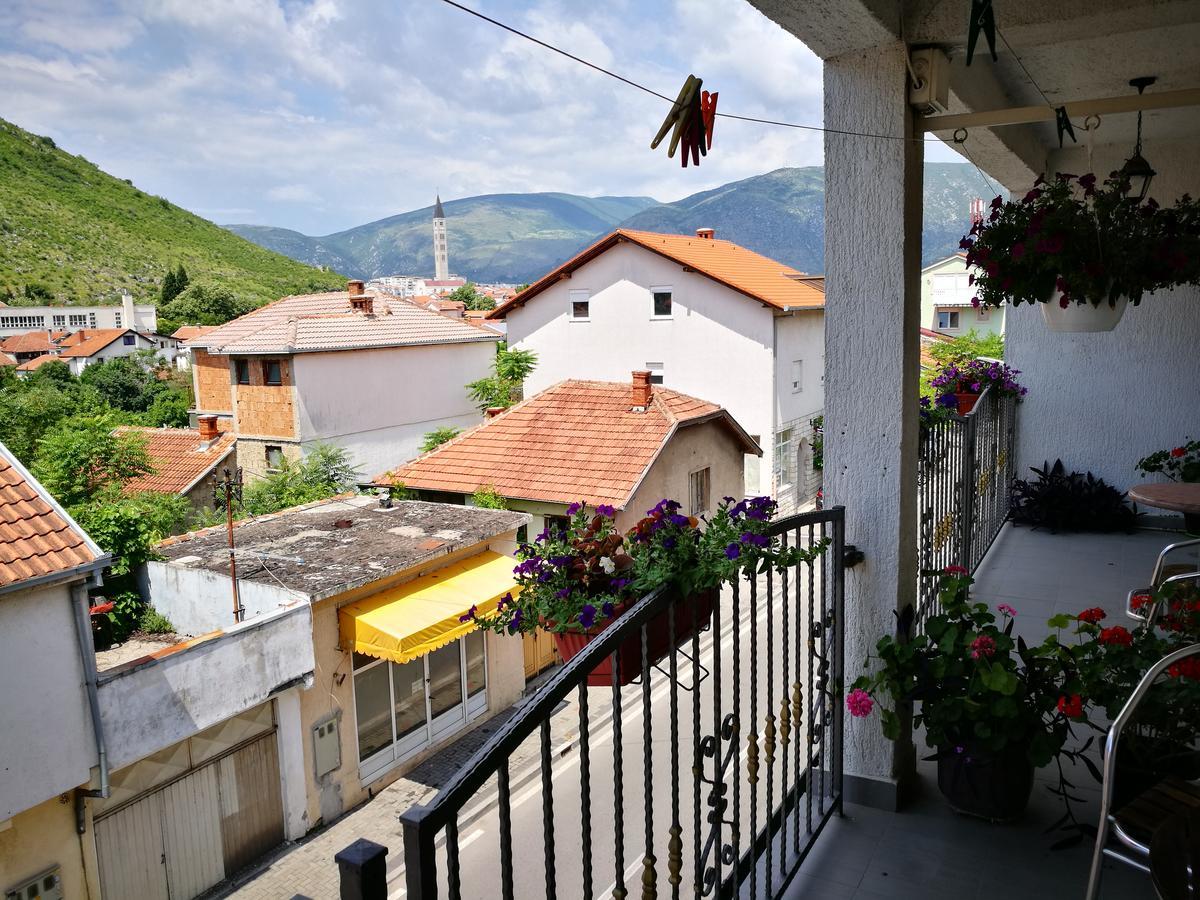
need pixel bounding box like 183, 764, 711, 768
391, 657, 429, 759
427, 642, 466, 740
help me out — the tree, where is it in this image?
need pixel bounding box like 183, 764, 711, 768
447, 282, 496, 311
157, 282, 252, 335
470, 485, 508, 509
160, 268, 179, 305
80, 352, 193, 422
174, 263, 189, 295
31, 413, 153, 509
420, 426, 461, 454
0, 366, 104, 461
466, 344, 537, 412
240, 444, 361, 516
928, 329, 1005, 369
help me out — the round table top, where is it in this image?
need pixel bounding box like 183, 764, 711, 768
1128, 483, 1200, 515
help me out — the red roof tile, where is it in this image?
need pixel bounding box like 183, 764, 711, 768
0, 444, 101, 588
0, 352, 16, 367
57, 328, 134, 358
489, 229, 825, 319
1, 331, 56, 354
16, 353, 61, 372
371, 380, 759, 508
116, 427, 236, 496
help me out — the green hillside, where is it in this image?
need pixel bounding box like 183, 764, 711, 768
0, 118, 344, 306
227, 192, 660, 284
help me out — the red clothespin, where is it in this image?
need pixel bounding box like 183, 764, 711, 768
652, 75, 715, 168
702, 90, 718, 151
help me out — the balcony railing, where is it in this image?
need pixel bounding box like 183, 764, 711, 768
385, 507, 845, 899
917, 382, 1019, 618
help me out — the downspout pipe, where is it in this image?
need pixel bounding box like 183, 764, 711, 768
72, 575, 109, 809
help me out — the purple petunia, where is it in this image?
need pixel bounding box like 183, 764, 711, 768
459, 604, 477, 623
725, 543, 741, 560
566, 501, 584, 516
601, 601, 616, 619
610, 577, 630, 591
549, 555, 574, 567
555, 588, 571, 599
596, 504, 615, 517
740, 532, 770, 548
662, 537, 676, 550
578, 604, 597, 629
669, 514, 690, 527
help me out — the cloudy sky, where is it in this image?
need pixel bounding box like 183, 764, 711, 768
1, 0, 957, 235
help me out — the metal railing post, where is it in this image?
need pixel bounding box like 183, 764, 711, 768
400, 806, 439, 900
334, 838, 389, 900
958, 411, 978, 571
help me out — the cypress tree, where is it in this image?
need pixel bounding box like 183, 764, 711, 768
175, 263, 189, 293
160, 269, 178, 304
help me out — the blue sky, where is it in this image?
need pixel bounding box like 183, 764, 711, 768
0, 0, 957, 234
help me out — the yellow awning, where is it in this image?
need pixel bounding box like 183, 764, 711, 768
339, 550, 520, 664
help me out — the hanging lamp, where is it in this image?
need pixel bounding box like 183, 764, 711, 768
1119, 76, 1157, 202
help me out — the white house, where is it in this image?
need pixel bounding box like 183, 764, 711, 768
920, 253, 1005, 337
488, 228, 826, 508
186, 281, 500, 480
0, 291, 157, 339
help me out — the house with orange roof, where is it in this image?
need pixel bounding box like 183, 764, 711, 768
54, 328, 181, 376
0, 440, 109, 899
370, 372, 760, 538
115, 415, 236, 508
185, 280, 499, 480
921, 252, 1005, 337
488, 228, 825, 507
0, 330, 58, 363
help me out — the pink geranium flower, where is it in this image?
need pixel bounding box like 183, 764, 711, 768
846, 688, 874, 718
997, 603, 1017, 617
970, 634, 996, 659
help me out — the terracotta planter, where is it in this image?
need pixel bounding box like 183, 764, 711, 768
553, 588, 718, 687
936, 742, 1034, 822
953, 392, 981, 415
1040, 290, 1128, 332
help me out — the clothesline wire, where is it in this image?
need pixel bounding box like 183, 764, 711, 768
438, 0, 944, 145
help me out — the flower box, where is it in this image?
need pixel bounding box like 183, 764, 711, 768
953, 391, 981, 415
553, 588, 718, 687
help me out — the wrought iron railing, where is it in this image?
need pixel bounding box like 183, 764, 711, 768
916, 382, 1018, 618
386, 508, 845, 899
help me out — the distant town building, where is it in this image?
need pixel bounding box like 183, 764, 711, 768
184, 280, 500, 479
920, 253, 1005, 337
433, 194, 450, 282
0, 290, 156, 339
8, 327, 180, 377
116, 415, 237, 509
490, 228, 826, 509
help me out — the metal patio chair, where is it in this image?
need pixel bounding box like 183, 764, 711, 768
1085, 641, 1200, 899
1127, 537, 1200, 624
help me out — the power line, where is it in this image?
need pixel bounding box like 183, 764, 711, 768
994, 27, 1055, 111
438, 0, 941, 145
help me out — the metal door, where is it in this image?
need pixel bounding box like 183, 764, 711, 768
217, 733, 285, 874
94, 791, 170, 900
160, 765, 225, 898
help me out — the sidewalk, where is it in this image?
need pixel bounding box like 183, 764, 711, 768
215, 667, 591, 899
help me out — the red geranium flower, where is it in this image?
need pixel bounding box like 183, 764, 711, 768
1099, 626, 1133, 646
1171, 447, 1188, 458
1057, 694, 1084, 718
943, 565, 968, 576
1077, 607, 1106, 623
1169, 657, 1200, 680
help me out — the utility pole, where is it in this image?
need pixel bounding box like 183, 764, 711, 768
212, 467, 244, 623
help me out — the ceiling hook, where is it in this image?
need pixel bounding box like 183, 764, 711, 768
952, 127, 969, 144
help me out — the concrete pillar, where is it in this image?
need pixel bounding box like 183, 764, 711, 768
823, 41, 922, 809
275, 688, 310, 839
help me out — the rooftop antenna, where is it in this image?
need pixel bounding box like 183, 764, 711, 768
212, 466, 245, 623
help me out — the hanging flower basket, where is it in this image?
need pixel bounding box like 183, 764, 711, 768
1040, 290, 1129, 333
553, 588, 718, 687
961, 172, 1200, 332
953, 392, 981, 415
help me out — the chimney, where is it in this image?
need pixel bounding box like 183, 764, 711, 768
347, 279, 365, 296
121, 290, 136, 329
485, 406, 505, 418
198, 414, 219, 443
631, 370, 652, 411
695, 227, 715, 240
350, 295, 374, 315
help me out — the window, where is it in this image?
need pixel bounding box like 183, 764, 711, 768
265, 445, 284, 470
88, 313, 96, 328
234, 359, 250, 385
651, 288, 673, 318
569, 289, 590, 321
52, 315, 65, 328
263, 359, 283, 385
114, 312, 122, 327
646, 362, 664, 385
791, 360, 803, 393
545, 515, 570, 539
937, 310, 960, 330
122, 334, 135, 346
516, 524, 528, 545
745, 434, 762, 495
976, 306, 989, 320
0, 315, 46, 329
68, 314, 88, 328
774, 429, 796, 490
689, 467, 711, 516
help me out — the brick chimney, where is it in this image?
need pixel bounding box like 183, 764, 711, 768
631, 370, 652, 411
347, 279, 365, 296
198, 414, 219, 443
350, 295, 374, 315
695, 227, 715, 240
485, 407, 506, 418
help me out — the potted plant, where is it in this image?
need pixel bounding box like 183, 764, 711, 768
1058, 586, 1200, 811
469, 497, 828, 686
929, 358, 1026, 416
1136, 439, 1200, 485
848, 568, 1071, 821
963, 172, 1200, 332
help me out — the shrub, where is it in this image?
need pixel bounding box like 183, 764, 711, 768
138, 606, 175, 634
1009, 460, 1137, 533
470, 485, 508, 509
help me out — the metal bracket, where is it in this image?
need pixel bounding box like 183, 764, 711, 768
841, 544, 865, 569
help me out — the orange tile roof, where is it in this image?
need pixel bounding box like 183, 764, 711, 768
489, 229, 825, 319
116, 427, 236, 496
171, 325, 217, 341
0, 351, 18, 367
57, 328, 135, 358
16, 353, 61, 372
1, 331, 56, 354
371, 380, 759, 508
0, 443, 103, 588
188, 291, 499, 355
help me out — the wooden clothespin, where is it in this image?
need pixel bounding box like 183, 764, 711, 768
651, 76, 717, 168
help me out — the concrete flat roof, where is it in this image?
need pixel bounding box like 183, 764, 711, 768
156, 496, 528, 600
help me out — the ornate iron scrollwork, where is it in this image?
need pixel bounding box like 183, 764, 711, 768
698, 713, 738, 896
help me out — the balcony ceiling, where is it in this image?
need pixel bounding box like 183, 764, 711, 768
750, 0, 1200, 187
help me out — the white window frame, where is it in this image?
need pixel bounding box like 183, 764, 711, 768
646, 362, 664, 386
650, 286, 673, 320
569, 289, 590, 322
791, 360, 803, 394
353, 633, 488, 784
689, 466, 711, 516
773, 428, 796, 491
937, 310, 960, 330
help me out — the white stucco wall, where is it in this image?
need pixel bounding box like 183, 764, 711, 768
98, 602, 315, 770
143, 560, 303, 636
0, 582, 96, 820
1007, 137, 1200, 495
293, 342, 494, 478
502, 241, 779, 494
